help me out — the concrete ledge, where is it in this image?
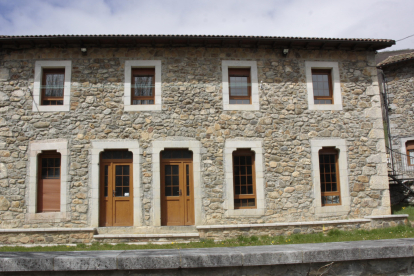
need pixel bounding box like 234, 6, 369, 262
93, 233, 199, 239
196, 219, 371, 230
364, 214, 409, 219
0, 228, 95, 233
1, 238, 414, 272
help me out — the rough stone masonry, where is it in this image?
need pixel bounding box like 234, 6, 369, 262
0, 35, 398, 243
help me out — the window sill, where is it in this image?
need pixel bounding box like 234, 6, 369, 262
226, 208, 265, 217
26, 212, 68, 222
33, 105, 70, 112
309, 104, 343, 111
223, 103, 260, 111
315, 205, 350, 217
124, 104, 162, 111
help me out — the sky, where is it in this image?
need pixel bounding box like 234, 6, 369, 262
0, 0, 413, 52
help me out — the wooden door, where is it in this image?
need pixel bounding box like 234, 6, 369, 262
99, 160, 133, 227
161, 150, 194, 226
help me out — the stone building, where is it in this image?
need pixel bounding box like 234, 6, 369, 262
377, 51, 414, 202
0, 35, 406, 245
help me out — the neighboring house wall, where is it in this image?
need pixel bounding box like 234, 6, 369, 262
0, 46, 390, 230
381, 61, 414, 152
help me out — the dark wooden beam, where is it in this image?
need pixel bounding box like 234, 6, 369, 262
319, 43, 326, 49
336, 43, 342, 49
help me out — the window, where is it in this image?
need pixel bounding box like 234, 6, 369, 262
222, 61, 259, 110
319, 147, 341, 206
406, 141, 414, 166
305, 61, 342, 111
224, 139, 264, 216
233, 149, 256, 208
33, 61, 71, 112
312, 69, 333, 104
131, 68, 155, 105
229, 68, 251, 105
37, 151, 61, 212
41, 69, 65, 105
124, 60, 162, 111
28, 140, 68, 221
310, 139, 350, 216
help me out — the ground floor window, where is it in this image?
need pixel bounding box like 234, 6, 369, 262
37, 151, 61, 212
319, 147, 341, 206
233, 149, 256, 209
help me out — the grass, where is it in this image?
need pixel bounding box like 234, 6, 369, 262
1, 224, 413, 252
2, 204, 413, 253
392, 203, 414, 220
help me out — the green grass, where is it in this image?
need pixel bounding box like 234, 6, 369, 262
1, 224, 413, 252
392, 203, 414, 220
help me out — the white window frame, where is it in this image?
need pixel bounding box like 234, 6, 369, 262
151, 140, 203, 226
222, 60, 260, 111
27, 140, 69, 222
124, 60, 162, 111
90, 140, 141, 227
310, 139, 350, 216
305, 61, 342, 111
33, 61, 72, 112
224, 139, 265, 216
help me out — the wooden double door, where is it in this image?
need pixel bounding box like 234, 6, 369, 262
99, 151, 133, 227
161, 150, 194, 226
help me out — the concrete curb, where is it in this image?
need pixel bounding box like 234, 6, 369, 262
0, 238, 414, 272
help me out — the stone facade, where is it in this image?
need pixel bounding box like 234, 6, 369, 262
380, 55, 414, 153
0, 36, 396, 242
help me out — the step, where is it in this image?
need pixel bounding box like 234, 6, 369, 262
93, 232, 200, 244
96, 226, 198, 235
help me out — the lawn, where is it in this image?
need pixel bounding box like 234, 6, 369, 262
0, 204, 412, 253
392, 203, 414, 220
0, 224, 413, 252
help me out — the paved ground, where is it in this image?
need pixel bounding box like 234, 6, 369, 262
0, 238, 414, 273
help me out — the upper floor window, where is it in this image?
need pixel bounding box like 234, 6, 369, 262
312, 69, 333, 104
42, 69, 65, 105
124, 60, 162, 111
222, 61, 259, 111
131, 68, 155, 105
229, 68, 251, 105
33, 60, 72, 112
406, 141, 414, 166
305, 61, 342, 111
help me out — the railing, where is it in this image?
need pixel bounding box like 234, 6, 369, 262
387, 146, 414, 178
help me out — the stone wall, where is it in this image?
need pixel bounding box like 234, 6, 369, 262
383, 61, 414, 151
0, 46, 390, 229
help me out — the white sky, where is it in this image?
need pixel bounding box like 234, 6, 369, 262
0, 0, 413, 51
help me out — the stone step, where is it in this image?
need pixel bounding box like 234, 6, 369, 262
93, 232, 200, 244
96, 226, 198, 235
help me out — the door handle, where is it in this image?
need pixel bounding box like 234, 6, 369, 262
112, 190, 115, 197
179, 189, 182, 196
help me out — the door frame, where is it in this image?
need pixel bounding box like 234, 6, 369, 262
90, 140, 141, 228
152, 140, 203, 226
